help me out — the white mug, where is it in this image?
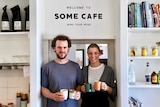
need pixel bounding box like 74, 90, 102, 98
60, 89, 68, 100
69, 89, 76, 99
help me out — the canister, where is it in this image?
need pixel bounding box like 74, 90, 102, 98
21, 93, 28, 107
141, 46, 148, 56
130, 46, 137, 56
151, 46, 158, 56
16, 92, 21, 107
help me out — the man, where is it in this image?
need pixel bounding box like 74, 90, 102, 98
41, 35, 82, 107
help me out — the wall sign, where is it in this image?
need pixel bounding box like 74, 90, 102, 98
43, 0, 114, 38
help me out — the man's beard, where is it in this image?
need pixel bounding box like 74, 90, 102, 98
56, 53, 67, 59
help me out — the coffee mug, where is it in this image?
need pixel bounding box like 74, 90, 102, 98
60, 89, 68, 100
85, 83, 92, 92
69, 89, 76, 99
94, 81, 101, 91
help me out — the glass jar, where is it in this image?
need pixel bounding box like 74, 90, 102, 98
130, 46, 137, 56
141, 46, 148, 56
21, 93, 28, 101
151, 46, 158, 56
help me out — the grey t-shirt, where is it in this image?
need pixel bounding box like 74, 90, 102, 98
41, 60, 82, 107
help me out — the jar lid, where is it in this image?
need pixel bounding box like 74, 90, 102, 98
151, 46, 158, 48
130, 46, 137, 49
16, 92, 21, 97
141, 46, 147, 48
21, 93, 28, 100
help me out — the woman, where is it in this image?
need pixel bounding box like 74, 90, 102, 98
80, 43, 117, 107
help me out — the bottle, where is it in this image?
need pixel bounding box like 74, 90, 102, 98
16, 92, 21, 107
21, 93, 28, 107
10, 5, 22, 31
144, 62, 151, 84
128, 60, 136, 85
1, 5, 10, 32
24, 5, 29, 31
151, 71, 157, 84
157, 71, 160, 84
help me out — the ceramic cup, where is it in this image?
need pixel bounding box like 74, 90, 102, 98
94, 81, 101, 91
85, 83, 92, 92
60, 89, 68, 100
69, 89, 76, 99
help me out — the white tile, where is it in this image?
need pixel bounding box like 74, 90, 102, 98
7, 88, 18, 99
7, 99, 16, 106
0, 88, 7, 99
7, 70, 20, 87
0, 70, 7, 87
0, 99, 7, 105
0, 69, 29, 104
19, 77, 30, 89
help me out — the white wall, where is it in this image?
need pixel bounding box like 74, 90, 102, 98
42, 0, 115, 39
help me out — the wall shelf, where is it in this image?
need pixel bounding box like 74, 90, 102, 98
128, 28, 160, 33
0, 32, 29, 35
0, 32, 30, 39
126, 1, 160, 107
128, 56, 160, 60
0, 63, 29, 66
129, 82, 160, 88
0, 63, 29, 70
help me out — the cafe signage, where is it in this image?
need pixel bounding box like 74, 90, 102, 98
43, 0, 113, 38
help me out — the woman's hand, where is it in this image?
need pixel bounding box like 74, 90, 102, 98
101, 82, 112, 94
101, 82, 108, 91
80, 84, 85, 93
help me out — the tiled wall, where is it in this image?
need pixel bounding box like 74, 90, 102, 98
0, 68, 29, 105
0, 34, 30, 106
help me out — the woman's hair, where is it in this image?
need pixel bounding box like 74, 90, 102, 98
87, 43, 100, 52
51, 34, 72, 48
